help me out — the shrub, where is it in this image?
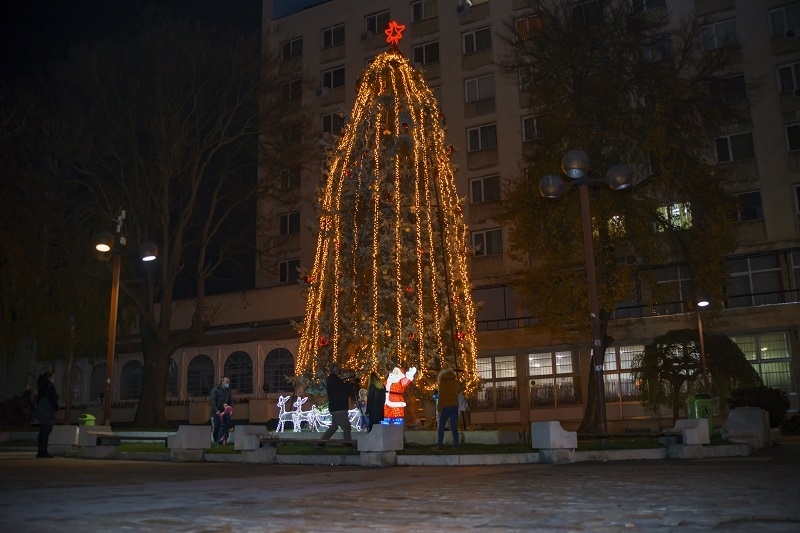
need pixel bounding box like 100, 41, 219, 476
728, 386, 790, 428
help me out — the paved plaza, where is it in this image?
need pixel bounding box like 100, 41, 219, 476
2, 440, 799, 532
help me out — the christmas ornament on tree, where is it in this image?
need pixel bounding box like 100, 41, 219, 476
295, 22, 479, 396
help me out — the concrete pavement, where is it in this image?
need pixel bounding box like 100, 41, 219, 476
2, 438, 800, 532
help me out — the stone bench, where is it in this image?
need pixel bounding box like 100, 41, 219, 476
358, 425, 403, 467
659, 419, 710, 458
167, 425, 211, 462
48, 425, 79, 456
233, 425, 276, 464
722, 407, 771, 450
531, 421, 577, 464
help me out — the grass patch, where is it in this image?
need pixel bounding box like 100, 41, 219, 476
0, 439, 36, 448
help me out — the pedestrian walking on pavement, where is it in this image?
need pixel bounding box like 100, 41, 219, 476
210, 376, 233, 445
433, 364, 460, 451
317, 363, 356, 449
33, 371, 59, 458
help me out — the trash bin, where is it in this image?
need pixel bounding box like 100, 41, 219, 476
78, 413, 96, 426
687, 393, 714, 436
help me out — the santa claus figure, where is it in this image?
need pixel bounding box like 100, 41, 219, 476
383, 366, 417, 425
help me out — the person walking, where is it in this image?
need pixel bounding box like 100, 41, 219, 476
33, 371, 59, 458
317, 363, 355, 449
433, 365, 460, 451
366, 371, 386, 432
210, 376, 233, 445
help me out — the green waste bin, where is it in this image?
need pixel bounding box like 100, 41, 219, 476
687, 393, 714, 436
78, 413, 96, 426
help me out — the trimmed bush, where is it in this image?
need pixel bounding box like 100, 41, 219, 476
728, 386, 790, 428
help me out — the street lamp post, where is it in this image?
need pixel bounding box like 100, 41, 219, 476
694, 295, 710, 393
94, 209, 157, 426
539, 150, 632, 435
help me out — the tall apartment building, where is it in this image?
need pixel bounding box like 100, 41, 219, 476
23, 0, 799, 429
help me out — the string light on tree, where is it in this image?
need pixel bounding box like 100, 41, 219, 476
295, 22, 480, 397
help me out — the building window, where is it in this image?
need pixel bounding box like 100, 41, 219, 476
735, 191, 763, 222
412, 41, 439, 65
281, 78, 301, 101
656, 202, 692, 230
279, 258, 301, 284
518, 67, 535, 92
264, 348, 295, 394
322, 66, 345, 89
515, 14, 543, 40
463, 27, 492, 54
412, 0, 437, 22
187, 354, 215, 397
795, 185, 800, 215
281, 37, 303, 61
792, 251, 800, 296
90, 363, 106, 402
726, 254, 783, 308
787, 124, 800, 152
470, 175, 501, 204
167, 358, 178, 397
322, 24, 345, 49
472, 228, 503, 256
279, 211, 300, 235
61, 365, 82, 404
119, 360, 143, 401
280, 167, 301, 190
522, 115, 542, 142
224, 351, 253, 395
731, 332, 794, 398
652, 264, 694, 315
472, 355, 518, 409
366, 10, 390, 35
632, 0, 666, 12
701, 20, 739, 51
769, 4, 800, 37
528, 350, 581, 407
464, 73, 494, 103
466, 123, 497, 152
604, 345, 643, 402
572, 0, 603, 26
715, 132, 755, 163
282, 122, 302, 144
642, 34, 672, 62
322, 112, 345, 135
709, 74, 746, 104
777, 62, 800, 94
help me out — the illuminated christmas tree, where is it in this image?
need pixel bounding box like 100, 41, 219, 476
296, 22, 479, 399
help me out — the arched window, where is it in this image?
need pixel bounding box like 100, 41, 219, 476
61, 365, 83, 404
90, 363, 106, 402
119, 360, 143, 401
187, 354, 215, 397
167, 358, 179, 397
224, 351, 253, 394
263, 348, 295, 393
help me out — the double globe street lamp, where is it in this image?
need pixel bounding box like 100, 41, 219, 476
539, 150, 633, 435
94, 209, 157, 425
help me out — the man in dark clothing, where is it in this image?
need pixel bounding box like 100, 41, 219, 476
317, 363, 355, 448
210, 376, 233, 444
33, 371, 59, 458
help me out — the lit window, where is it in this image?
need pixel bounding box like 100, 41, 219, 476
470, 175, 500, 203
472, 228, 503, 256
701, 20, 739, 51
529, 350, 581, 407
466, 123, 497, 152
471, 355, 518, 410
715, 132, 755, 163
731, 333, 794, 397
463, 27, 491, 54
604, 345, 643, 402
279, 211, 300, 235
464, 73, 494, 103
322, 24, 345, 49
656, 202, 692, 230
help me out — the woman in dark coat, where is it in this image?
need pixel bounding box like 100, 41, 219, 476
366, 371, 386, 432
34, 371, 59, 458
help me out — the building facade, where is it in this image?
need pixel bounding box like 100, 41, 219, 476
24, 0, 799, 430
